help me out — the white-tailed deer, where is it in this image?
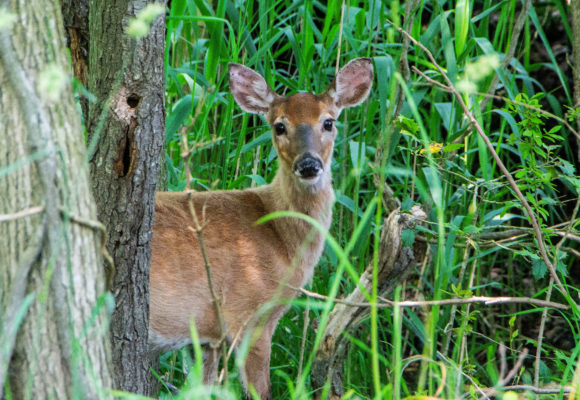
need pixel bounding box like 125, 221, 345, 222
149, 58, 373, 398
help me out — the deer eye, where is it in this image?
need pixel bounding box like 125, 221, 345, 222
274, 122, 286, 135
323, 119, 334, 131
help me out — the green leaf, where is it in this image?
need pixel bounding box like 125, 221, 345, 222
454, 0, 470, 57
401, 197, 415, 213
463, 225, 480, 234
516, 249, 540, 259
166, 95, 193, 142
349, 141, 366, 169
532, 258, 547, 280
559, 159, 576, 176
396, 115, 419, 136
401, 229, 415, 248
556, 257, 568, 277
443, 143, 464, 152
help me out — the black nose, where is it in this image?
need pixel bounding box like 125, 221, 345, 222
294, 154, 323, 178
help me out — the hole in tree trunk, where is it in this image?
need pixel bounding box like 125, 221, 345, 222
127, 94, 141, 108
122, 133, 133, 176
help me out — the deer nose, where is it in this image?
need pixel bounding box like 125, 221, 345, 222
293, 153, 323, 179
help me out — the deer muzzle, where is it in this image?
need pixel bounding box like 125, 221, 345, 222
293, 152, 323, 180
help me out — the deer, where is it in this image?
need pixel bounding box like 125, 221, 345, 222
149, 58, 373, 399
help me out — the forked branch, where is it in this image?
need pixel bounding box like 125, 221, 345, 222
180, 116, 229, 385
186, 194, 229, 385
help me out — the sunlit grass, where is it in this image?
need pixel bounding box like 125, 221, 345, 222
159, 0, 579, 398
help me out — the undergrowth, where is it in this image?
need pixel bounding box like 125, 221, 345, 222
158, 0, 580, 398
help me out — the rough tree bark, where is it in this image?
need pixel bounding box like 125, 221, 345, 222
0, 1, 113, 399
86, 0, 166, 395
62, 0, 90, 119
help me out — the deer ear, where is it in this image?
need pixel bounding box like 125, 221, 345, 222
326, 58, 373, 111
229, 63, 278, 114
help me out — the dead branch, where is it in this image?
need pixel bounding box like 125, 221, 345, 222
186, 188, 229, 386
298, 287, 570, 311
0, 206, 44, 222
395, 24, 566, 296
311, 205, 427, 398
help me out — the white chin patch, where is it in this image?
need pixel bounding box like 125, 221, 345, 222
295, 172, 322, 186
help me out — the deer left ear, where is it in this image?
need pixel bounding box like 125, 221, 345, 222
326, 58, 373, 111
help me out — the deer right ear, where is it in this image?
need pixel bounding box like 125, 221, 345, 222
229, 63, 277, 115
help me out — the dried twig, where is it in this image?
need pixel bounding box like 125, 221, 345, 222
395, 23, 567, 296
179, 104, 228, 385
499, 385, 573, 395
0, 206, 44, 222
457, 345, 531, 399
498, 345, 528, 386
186, 196, 229, 386
297, 287, 570, 311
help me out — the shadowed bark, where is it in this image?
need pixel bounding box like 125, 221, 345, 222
86, 0, 166, 395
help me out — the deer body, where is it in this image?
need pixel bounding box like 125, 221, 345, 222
149, 59, 373, 399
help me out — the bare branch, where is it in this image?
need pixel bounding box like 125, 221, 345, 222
0, 206, 44, 222
393, 23, 567, 296
186, 193, 229, 386
499, 346, 528, 386
297, 287, 570, 311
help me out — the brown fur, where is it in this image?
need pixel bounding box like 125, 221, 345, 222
149, 59, 373, 399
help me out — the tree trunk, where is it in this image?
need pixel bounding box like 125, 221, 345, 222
87, 0, 166, 395
0, 1, 113, 399
62, 0, 90, 120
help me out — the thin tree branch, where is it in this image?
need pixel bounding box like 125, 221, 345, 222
0, 206, 44, 222
535, 196, 580, 393
414, 71, 580, 141
185, 192, 229, 387
296, 287, 570, 311
498, 346, 528, 386
394, 23, 566, 296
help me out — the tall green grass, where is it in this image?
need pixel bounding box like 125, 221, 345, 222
160, 0, 580, 398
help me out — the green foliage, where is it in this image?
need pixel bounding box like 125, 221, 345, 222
127, 3, 165, 38
157, 0, 580, 398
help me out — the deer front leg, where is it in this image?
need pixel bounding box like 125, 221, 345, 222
243, 338, 272, 400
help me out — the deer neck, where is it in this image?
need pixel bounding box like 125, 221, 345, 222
270, 163, 335, 227
268, 164, 334, 287
253, 163, 334, 281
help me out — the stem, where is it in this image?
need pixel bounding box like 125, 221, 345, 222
394, 24, 566, 296
187, 196, 229, 386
